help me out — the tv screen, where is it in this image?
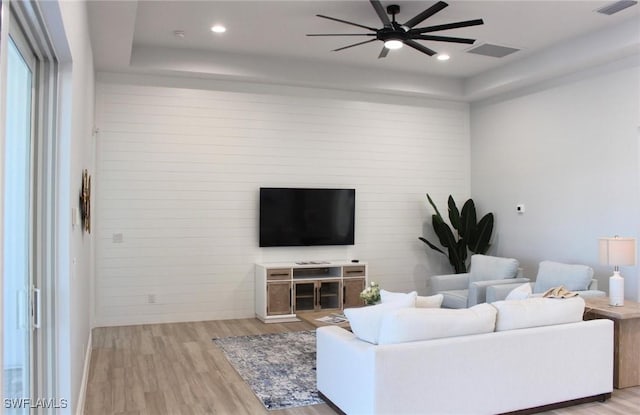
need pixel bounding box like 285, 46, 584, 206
259, 188, 355, 247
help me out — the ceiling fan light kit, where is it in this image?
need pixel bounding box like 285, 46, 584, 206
384, 39, 403, 49
307, 0, 484, 59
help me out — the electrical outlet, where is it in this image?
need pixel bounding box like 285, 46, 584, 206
148, 294, 156, 304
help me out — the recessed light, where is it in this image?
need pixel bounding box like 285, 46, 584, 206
211, 25, 226, 33
437, 54, 450, 61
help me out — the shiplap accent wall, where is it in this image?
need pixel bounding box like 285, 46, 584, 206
94, 76, 470, 326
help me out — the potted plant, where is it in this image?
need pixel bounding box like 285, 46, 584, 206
419, 194, 494, 273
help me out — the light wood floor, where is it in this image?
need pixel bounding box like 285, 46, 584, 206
84, 318, 640, 415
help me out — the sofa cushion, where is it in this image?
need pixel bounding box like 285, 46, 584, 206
416, 294, 444, 308
344, 292, 416, 344
377, 303, 497, 345
492, 297, 585, 332
380, 289, 418, 305
505, 283, 532, 300
533, 261, 593, 293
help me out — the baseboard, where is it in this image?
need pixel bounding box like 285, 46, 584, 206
318, 391, 611, 415
499, 393, 612, 415
93, 310, 255, 327
318, 392, 346, 415
75, 330, 92, 415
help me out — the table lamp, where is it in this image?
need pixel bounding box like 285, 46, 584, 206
598, 236, 637, 306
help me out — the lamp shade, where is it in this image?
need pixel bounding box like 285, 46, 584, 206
598, 237, 637, 266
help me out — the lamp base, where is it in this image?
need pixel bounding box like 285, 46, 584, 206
609, 271, 624, 307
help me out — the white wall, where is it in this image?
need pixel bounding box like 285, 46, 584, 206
470, 60, 640, 300
93, 73, 470, 326
55, 1, 95, 413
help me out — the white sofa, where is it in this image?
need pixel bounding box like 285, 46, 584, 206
317, 299, 613, 415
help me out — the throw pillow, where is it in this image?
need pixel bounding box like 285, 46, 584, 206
344, 291, 416, 344
415, 294, 444, 308
380, 289, 418, 306
377, 303, 497, 345
493, 297, 585, 331
505, 283, 532, 300
533, 261, 593, 293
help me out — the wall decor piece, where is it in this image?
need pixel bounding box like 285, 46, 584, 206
80, 169, 91, 233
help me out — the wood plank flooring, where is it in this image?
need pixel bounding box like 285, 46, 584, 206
84, 318, 640, 415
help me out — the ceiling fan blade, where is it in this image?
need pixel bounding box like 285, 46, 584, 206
378, 46, 389, 59
332, 38, 377, 52
404, 1, 448, 28
410, 19, 484, 34
316, 14, 377, 31
404, 40, 437, 56
413, 34, 476, 44
307, 33, 377, 37
370, 0, 391, 26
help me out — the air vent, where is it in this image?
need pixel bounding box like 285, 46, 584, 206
596, 0, 637, 15
466, 43, 520, 58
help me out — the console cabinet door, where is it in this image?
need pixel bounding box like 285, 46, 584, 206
319, 280, 341, 310
343, 278, 366, 308
267, 282, 291, 315
294, 282, 316, 312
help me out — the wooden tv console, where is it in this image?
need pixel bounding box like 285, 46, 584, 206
255, 261, 367, 323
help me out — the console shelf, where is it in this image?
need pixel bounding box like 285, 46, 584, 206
255, 261, 367, 323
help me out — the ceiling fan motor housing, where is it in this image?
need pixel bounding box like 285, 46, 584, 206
377, 25, 409, 43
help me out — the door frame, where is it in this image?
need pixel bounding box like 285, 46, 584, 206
0, 0, 59, 407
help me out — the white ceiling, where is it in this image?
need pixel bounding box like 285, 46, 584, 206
87, 0, 640, 100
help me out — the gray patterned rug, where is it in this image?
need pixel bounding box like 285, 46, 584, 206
212, 330, 322, 410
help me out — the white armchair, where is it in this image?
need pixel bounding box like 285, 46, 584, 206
486, 261, 606, 303
431, 254, 528, 308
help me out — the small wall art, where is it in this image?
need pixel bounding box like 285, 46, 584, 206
80, 169, 91, 233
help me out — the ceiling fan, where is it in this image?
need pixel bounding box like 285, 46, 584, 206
307, 0, 484, 58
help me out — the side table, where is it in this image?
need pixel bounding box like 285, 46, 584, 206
584, 297, 640, 388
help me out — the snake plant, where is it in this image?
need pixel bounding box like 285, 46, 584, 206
419, 194, 494, 273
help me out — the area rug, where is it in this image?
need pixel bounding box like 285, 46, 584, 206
212, 330, 323, 410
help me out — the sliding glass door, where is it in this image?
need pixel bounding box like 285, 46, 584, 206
3, 10, 36, 415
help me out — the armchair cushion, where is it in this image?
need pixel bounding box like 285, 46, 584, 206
533, 261, 594, 293
441, 290, 469, 309
430, 273, 469, 292
469, 255, 520, 283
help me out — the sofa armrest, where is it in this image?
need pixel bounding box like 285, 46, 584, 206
430, 273, 470, 293
316, 326, 376, 414
468, 278, 531, 307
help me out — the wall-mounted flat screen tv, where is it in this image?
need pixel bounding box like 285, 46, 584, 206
259, 187, 355, 247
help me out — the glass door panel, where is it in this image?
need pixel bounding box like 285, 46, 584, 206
3, 36, 34, 414
294, 282, 316, 311
319, 281, 341, 309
